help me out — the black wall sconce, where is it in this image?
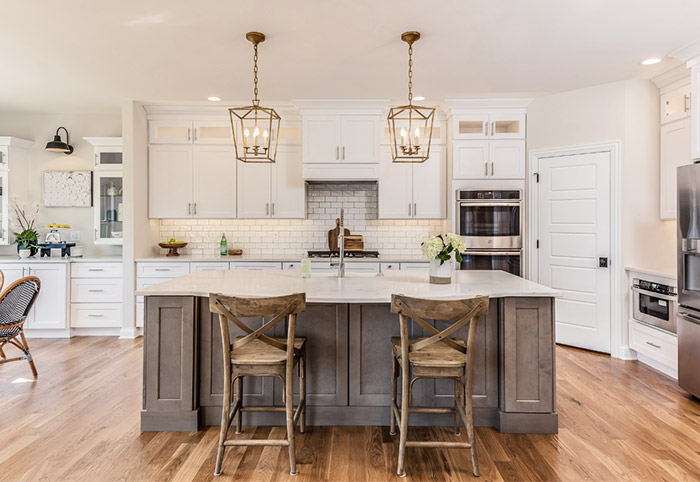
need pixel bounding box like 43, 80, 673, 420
45, 126, 73, 155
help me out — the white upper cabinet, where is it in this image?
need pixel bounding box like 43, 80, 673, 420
378, 145, 445, 219
150, 120, 234, 145
85, 137, 123, 168
149, 145, 194, 218
692, 66, 700, 160
237, 145, 305, 219
453, 141, 490, 179
453, 140, 524, 180
340, 116, 379, 163
661, 84, 691, 125
193, 120, 234, 144
303, 116, 340, 163
660, 118, 691, 219
490, 140, 526, 179
452, 113, 525, 140
149, 120, 193, 144
193, 145, 237, 218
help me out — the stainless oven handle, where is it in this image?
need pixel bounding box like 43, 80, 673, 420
459, 202, 521, 207
462, 251, 521, 256
632, 286, 677, 302
678, 310, 700, 324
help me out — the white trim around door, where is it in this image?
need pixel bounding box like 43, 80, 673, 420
528, 141, 626, 359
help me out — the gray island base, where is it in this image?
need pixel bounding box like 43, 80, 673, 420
138, 270, 559, 434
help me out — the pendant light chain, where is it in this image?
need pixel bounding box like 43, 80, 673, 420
407, 42, 413, 105
252, 42, 260, 106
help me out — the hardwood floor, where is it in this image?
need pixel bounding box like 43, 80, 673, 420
1, 337, 699, 481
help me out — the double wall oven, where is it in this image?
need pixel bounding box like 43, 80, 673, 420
456, 190, 522, 276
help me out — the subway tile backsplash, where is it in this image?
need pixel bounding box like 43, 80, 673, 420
159, 182, 447, 257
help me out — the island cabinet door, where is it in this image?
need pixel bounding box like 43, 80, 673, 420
500, 297, 555, 413
348, 304, 402, 406
411, 299, 499, 410
143, 297, 197, 414
199, 302, 274, 410
273, 304, 349, 406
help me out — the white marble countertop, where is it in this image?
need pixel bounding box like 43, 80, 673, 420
0, 255, 122, 264
136, 254, 429, 264
136, 269, 559, 303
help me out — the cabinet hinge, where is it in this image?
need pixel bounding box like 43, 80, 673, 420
536, 240, 540, 249
535, 172, 540, 183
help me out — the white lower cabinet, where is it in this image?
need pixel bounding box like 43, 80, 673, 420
629, 320, 678, 375
400, 262, 430, 270
190, 261, 230, 272
8, 263, 70, 332
136, 262, 191, 328
70, 261, 123, 330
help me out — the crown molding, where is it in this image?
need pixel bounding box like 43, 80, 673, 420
143, 103, 301, 120
442, 98, 534, 114
670, 37, 700, 66
292, 99, 389, 113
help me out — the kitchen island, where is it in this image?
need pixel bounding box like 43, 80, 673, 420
137, 269, 559, 433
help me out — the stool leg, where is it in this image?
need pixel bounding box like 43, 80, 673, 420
396, 360, 409, 477
454, 378, 461, 436
234, 376, 243, 434
214, 365, 232, 476
20, 332, 38, 379
285, 368, 297, 475
300, 348, 306, 434
465, 379, 479, 477
390, 354, 397, 436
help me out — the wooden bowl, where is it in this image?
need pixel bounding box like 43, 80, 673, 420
158, 242, 188, 257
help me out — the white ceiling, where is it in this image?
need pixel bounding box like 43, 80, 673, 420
2, 0, 698, 114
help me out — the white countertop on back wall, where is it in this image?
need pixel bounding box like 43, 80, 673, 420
135, 254, 430, 263
0, 255, 122, 264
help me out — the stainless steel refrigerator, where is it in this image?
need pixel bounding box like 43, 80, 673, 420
677, 163, 700, 398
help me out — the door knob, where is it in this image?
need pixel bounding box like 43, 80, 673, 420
598, 257, 609, 268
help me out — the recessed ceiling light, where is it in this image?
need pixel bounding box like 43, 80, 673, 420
413, 96, 425, 101
642, 58, 662, 65
208, 96, 221, 102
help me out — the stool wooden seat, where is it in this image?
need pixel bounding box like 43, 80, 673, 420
389, 294, 489, 478
209, 292, 307, 477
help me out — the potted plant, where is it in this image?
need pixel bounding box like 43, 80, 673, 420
421, 234, 465, 284
12, 201, 40, 258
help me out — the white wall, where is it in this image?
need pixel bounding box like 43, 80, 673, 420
527, 79, 675, 357
0, 112, 122, 256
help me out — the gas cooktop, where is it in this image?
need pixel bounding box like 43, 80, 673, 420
307, 250, 380, 259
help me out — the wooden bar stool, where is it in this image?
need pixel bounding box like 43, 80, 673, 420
389, 294, 489, 478
209, 292, 307, 477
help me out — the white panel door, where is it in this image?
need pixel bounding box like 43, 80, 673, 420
340, 116, 378, 163
660, 119, 691, 219
490, 140, 525, 179
149, 145, 193, 218
26, 264, 68, 329
538, 151, 611, 353
378, 146, 412, 219
453, 141, 490, 179
303, 116, 340, 163
272, 145, 305, 218
193, 145, 236, 218
237, 161, 271, 218
412, 146, 446, 219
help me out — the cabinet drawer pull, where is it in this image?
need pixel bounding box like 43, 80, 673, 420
646, 341, 661, 349
271, 203, 275, 216
187, 127, 191, 141
336, 146, 339, 160
483, 122, 487, 136
413, 203, 416, 216
408, 203, 411, 216
266, 202, 269, 215
88, 268, 104, 272
88, 314, 104, 318
491, 162, 494, 176
88, 289, 104, 293
484, 162, 488, 176
342, 146, 346, 160
154, 268, 171, 272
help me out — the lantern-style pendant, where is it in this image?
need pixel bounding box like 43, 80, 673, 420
388, 31, 435, 163
229, 32, 280, 163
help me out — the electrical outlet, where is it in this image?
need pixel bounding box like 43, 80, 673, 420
271, 231, 279, 241
70, 231, 80, 241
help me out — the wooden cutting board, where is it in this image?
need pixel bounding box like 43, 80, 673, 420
328, 218, 350, 252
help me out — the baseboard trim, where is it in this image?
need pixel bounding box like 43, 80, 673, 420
497, 411, 558, 434
141, 409, 202, 431
119, 327, 138, 339
70, 327, 121, 337
23, 329, 70, 339
617, 345, 637, 361
637, 353, 678, 380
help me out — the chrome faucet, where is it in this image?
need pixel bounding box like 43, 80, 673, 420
330, 209, 346, 278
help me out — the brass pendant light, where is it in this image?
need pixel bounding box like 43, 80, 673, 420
229, 32, 280, 163
387, 31, 435, 163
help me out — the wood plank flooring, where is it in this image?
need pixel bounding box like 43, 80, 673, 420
1, 337, 699, 481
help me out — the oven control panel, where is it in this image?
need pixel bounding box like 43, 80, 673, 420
457, 190, 521, 201
633, 278, 677, 296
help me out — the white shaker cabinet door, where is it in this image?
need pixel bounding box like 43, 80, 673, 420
149, 145, 193, 218
272, 145, 305, 218
25, 263, 68, 330
412, 146, 446, 219
378, 146, 412, 219
237, 161, 271, 218
0, 265, 25, 288
489, 140, 525, 179
340, 116, 379, 163
193, 145, 237, 218
660, 118, 691, 219
303, 115, 341, 163
149, 120, 193, 144
453, 141, 490, 179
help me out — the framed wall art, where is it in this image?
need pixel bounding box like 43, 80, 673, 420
42, 170, 93, 207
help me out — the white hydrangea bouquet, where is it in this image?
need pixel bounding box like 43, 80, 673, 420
421, 234, 466, 284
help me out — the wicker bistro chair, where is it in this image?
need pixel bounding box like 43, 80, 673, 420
209, 292, 308, 477
389, 294, 489, 478
0, 276, 42, 379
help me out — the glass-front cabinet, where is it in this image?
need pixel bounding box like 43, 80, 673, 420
0, 171, 8, 245
94, 171, 123, 245
86, 137, 123, 245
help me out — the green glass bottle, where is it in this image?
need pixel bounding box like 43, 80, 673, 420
220, 233, 228, 256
